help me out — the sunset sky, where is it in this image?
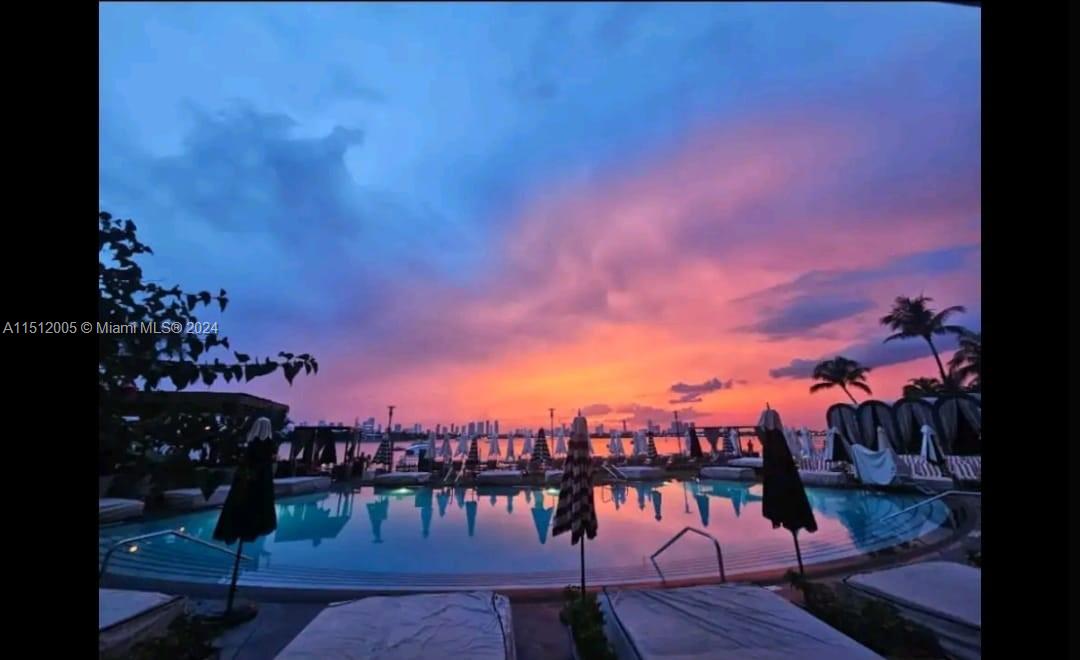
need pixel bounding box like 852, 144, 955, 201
99, 3, 981, 430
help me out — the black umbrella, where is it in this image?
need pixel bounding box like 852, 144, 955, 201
703, 427, 720, 456
687, 426, 703, 459
532, 427, 552, 464
212, 417, 278, 621
646, 431, 658, 462
552, 413, 598, 598
757, 406, 818, 574
317, 427, 337, 465
465, 435, 480, 471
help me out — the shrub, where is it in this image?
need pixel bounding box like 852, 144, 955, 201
127, 614, 223, 660
559, 587, 616, 660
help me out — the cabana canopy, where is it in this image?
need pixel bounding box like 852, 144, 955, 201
933, 393, 982, 455
113, 391, 289, 423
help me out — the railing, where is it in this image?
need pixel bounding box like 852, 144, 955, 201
99, 530, 251, 583
650, 526, 725, 585
879, 490, 981, 523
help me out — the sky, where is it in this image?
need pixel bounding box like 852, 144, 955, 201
99, 2, 981, 430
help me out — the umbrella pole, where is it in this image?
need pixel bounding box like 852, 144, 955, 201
580, 537, 586, 601
226, 540, 244, 614
792, 531, 805, 575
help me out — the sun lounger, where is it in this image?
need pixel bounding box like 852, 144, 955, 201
475, 469, 525, 485
726, 457, 763, 469
276, 591, 516, 659
162, 486, 231, 511
844, 561, 980, 660
99, 588, 187, 658
273, 476, 332, 496
797, 470, 849, 487
599, 584, 881, 659
99, 498, 145, 524
614, 466, 666, 480
945, 456, 981, 483
544, 469, 563, 484
699, 466, 755, 481
372, 471, 433, 487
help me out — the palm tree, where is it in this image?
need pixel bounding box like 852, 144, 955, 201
880, 295, 967, 382
903, 377, 943, 398
809, 357, 872, 405
948, 330, 981, 390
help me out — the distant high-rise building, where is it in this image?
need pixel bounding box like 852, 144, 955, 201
413, 423, 422, 433
394, 423, 402, 433
468, 422, 476, 435
494, 420, 500, 434
318, 420, 326, 427
484, 420, 491, 434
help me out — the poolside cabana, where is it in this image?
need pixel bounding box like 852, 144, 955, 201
856, 400, 902, 451
933, 393, 982, 455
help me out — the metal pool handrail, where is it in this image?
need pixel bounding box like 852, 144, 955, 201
650, 526, 725, 585
99, 529, 251, 582
879, 490, 981, 523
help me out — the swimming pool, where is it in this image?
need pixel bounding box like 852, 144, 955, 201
99, 480, 951, 593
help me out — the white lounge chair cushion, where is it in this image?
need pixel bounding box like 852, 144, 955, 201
276, 591, 515, 660
601, 585, 880, 659
700, 466, 754, 481
99, 589, 186, 657
372, 472, 432, 486
273, 476, 332, 496
615, 466, 666, 480
162, 487, 230, 510
946, 456, 981, 481
99, 498, 145, 523
727, 457, 763, 468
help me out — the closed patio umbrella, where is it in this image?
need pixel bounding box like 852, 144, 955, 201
212, 417, 278, 621
552, 413, 598, 597
632, 431, 646, 456
465, 435, 481, 470
920, 424, 942, 463
646, 431, 659, 461
727, 428, 742, 457
522, 430, 533, 456
757, 406, 818, 574
372, 433, 393, 470
532, 428, 551, 464
703, 428, 720, 456
439, 435, 453, 461
505, 431, 515, 460
488, 432, 501, 460
555, 428, 568, 456
800, 427, 813, 457
456, 433, 470, 458
425, 430, 437, 464
687, 427, 703, 459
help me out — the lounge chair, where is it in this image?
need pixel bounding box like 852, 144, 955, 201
844, 561, 980, 660
796, 457, 853, 488
273, 476, 332, 497
614, 465, 666, 480
99, 498, 145, 524
275, 591, 516, 659
474, 468, 525, 485
699, 466, 755, 481
599, 584, 880, 659
372, 471, 432, 487
726, 456, 763, 469
99, 588, 186, 658
162, 486, 231, 511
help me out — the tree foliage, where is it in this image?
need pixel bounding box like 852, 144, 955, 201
99, 211, 315, 476
809, 356, 872, 404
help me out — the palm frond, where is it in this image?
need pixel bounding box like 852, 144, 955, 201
809, 382, 835, 393
849, 381, 873, 395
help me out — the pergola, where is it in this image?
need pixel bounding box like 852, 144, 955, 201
111, 391, 290, 423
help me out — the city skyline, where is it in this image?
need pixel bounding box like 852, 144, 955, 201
99, 4, 980, 429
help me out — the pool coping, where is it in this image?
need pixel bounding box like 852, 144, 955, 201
99, 492, 976, 603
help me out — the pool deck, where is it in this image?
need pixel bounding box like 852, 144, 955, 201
178, 494, 981, 659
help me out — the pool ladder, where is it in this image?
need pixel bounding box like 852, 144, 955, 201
99, 529, 251, 584
650, 526, 726, 585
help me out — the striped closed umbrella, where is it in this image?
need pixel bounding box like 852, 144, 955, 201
727, 428, 741, 456
372, 434, 393, 469
456, 433, 470, 458
465, 435, 480, 470
521, 430, 533, 456
532, 428, 551, 464
488, 432, 501, 459
505, 431, 515, 460
646, 431, 658, 461
552, 413, 598, 596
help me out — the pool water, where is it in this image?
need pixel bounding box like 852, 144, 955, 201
100, 480, 950, 591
